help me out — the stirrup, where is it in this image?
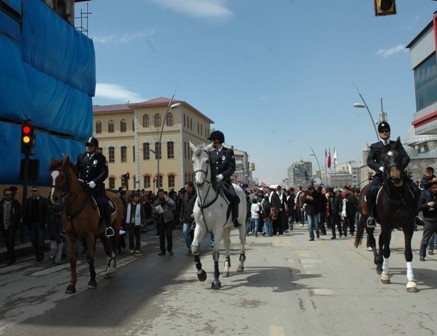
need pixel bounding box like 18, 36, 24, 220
105, 227, 115, 237
366, 217, 376, 228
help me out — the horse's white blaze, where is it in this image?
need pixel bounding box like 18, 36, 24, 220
50, 170, 60, 203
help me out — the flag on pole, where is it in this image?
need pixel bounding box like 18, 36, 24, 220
333, 148, 338, 168
326, 148, 331, 168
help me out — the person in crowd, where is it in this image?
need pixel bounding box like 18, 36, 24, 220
153, 188, 176, 256
23, 186, 49, 262
142, 194, 154, 233
277, 185, 287, 234
47, 200, 64, 263
317, 186, 328, 235
341, 186, 357, 237
327, 187, 340, 239
125, 191, 145, 255
0, 188, 22, 265
261, 195, 273, 237
287, 187, 296, 231
268, 185, 282, 235
304, 184, 322, 241
250, 197, 262, 237
294, 185, 305, 226
245, 189, 252, 236
418, 180, 437, 261
179, 182, 196, 256
420, 166, 436, 195
75, 136, 114, 237
208, 130, 241, 228
365, 122, 418, 228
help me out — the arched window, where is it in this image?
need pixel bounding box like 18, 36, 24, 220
121, 146, 127, 162
95, 121, 102, 133
108, 146, 115, 163
168, 174, 175, 189
143, 114, 149, 127
120, 119, 127, 132
154, 113, 161, 128
108, 120, 114, 133
108, 177, 115, 189
144, 176, 151, 189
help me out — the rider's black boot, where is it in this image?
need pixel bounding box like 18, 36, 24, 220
104, 203, 114, 237
366, 188, 376, 228
231, 198, 241, 228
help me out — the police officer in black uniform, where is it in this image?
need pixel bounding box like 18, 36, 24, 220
365, 122, 415, 228
208, 130, 241, 228
75, 136, 114, 237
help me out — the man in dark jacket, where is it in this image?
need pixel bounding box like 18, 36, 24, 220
75, 136, 114, 237
366, 122, 412, 228
0, 188, 22, 265
208, 130, 241, 228
180, 182, 196, 255
418, 181, 437, 261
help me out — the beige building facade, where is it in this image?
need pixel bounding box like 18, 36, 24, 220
93, 97, 214, 192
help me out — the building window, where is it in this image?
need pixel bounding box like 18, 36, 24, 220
167, 141, 174, 159
96, 121, 102, 133
166, 112, 173, 126
154, 113, 161, 128
144, 176, 151, 189
120, 119, 127, 132
143, 114, 149, 127
133, 146, 135, 161
143, 142, 150, 160
157, 175, 163, 188
109, 146, 115, 163
121, 146, 127, 162
155, 142, 162, 159
168, 174, 175, 188
108, 120, 114, 133
108, 177, 115, 189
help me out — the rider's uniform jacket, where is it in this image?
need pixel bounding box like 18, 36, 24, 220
367, 139, 410, 173
75, 151, 108, 192
210, 146, 236, 184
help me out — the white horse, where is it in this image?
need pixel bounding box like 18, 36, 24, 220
189, 141, 247, 289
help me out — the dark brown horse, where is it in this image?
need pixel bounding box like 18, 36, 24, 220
354, 137, 418, 292
49, 157, 124, 294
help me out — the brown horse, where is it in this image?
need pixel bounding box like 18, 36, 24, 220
49, 157, 124, 294
354, 137, 418, 292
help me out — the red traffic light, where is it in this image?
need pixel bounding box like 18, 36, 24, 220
126, 172, 130, 179
21, 123, 36, 154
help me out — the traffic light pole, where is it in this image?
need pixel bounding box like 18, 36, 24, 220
20, 152, 30, 244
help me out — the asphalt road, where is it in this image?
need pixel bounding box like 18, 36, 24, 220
0, 224, 436, 336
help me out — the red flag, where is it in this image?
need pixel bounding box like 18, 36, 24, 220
327, 148, 331, 168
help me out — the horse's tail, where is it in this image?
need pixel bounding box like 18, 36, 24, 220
354, 215, 365, 248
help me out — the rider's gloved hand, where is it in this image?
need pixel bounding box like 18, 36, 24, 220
216, 174, 224, 182
88, 181, 96, 188
379, 167, 384, 172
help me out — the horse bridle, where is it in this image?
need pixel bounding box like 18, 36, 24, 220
194, 150, 220, 209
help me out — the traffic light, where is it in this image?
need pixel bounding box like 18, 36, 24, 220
125, 172, 130, 180
374, 0, 396, 16
250, 162, 255, 171
21, 122, 36, 155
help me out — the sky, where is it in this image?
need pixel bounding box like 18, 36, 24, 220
78, 0, 437, 185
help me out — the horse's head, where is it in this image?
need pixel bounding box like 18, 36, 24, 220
381, 137, 404, 186
49, 157, 79, 204
189, 141, 215, 188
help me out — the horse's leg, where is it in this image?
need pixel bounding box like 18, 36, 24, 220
211, 237, 221, 290
222, 228, 231, 277
404, 225, 417, 293
86, 235, 98, 289
237, 225, 246, 272
380, 228, 392, 284
65, 233, 78, 294
191, 223, 207, 282
102, 235, 117, 279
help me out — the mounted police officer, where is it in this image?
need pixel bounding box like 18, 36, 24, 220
208, 130, 241, 228
366, 122, 416, 228
75, 136, 114, 237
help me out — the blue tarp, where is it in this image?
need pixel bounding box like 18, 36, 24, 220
0, 0, 95, 185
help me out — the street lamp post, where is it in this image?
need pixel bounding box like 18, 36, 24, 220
155, 101, 181, 191
352, 85, 381, 141
309, 145, 323, 185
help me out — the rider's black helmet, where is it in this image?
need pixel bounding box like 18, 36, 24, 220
208, 130, 225, 143
378, 122, 390, 133
85, 136, 99, 148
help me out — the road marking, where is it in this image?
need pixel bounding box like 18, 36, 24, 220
269, 325, 285, 336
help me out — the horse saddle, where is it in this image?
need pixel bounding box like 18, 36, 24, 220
91, 197, 116, 217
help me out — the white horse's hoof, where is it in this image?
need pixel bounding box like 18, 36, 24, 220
237, 266, 244, 272
223, 271, 229, 278
380, 273, 390, 284
406, 281, 417, 293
